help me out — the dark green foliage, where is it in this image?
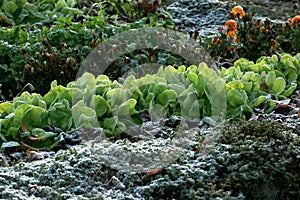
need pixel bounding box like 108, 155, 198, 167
0, 1, 174, 100
135, 121, 299, 199
216, 121, 300, 199
204, 11, 300, 64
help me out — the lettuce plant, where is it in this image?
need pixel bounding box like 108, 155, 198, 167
0, 53, 299, 150
0, 62, 224, 149
221, 52, 300, 118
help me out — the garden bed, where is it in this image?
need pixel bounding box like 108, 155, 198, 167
0, 0, 300, 199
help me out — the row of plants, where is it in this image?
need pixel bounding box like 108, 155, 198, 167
203, 5, 300, 65
0, 0, 173, 100
0, 52, 299, 151
0, 0, 151, 26
1, 3, 299, 101
221, 53, 300, 118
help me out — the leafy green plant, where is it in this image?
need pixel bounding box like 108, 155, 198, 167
0, 0, 47, 25
0, 7, 174, 100
221, 52, 300, 118
0, 52, 299, 150
0, 0, 86, 25
0, 63, 221, 149
99, 0, 143, 22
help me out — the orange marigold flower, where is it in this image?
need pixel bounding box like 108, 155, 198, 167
230, 5, 245, 19
225, 19, 237, 37
289, 15, 300, 27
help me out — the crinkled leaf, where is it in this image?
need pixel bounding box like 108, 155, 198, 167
243, 81, 253, 93
117, 99, 138, 116
283, 83, 297, 97
251, 95, 267, 107
106, 88, 126, 108
242, 71, 256, 82
7, 127, 20, 140
265, 71, 276, 88
43, 90, 58, 106
271, 77, 286, 95
0, 102, 13, 116
227, 88, 245, 107
13, 91, 32, 108
90, 95, 109, 118
23, 2, 45, 19
167, 84, 185, 95
153, 82, 167, 96
21, 105, 48, 130
285, 69, 297, 83
30, 128, 56, 140
75, 72, 96, 90
281, 54, 296, 70
199, 62, 226, 122
145, 93, 154, 103
164, 66, 180, 84
181, 91, 199, 118
102, 116, 118, 133
72, 100, 98, 128
157, 90, 177, 108
226, 80, 244, 90
2, 1, 18, 17
31, 93, 47, 109
122, 75, 136, 90
233, 58, 254, 71
187, 72, 198, 86
48, 99, 73, 131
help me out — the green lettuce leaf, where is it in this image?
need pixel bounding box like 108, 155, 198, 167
72, 100, 99, 128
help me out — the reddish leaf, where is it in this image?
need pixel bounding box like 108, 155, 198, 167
20, 122, 27, 132
26, 149, 44, 162
275, 104, 293, 111
143, 168, 162, 179
260, 82, 267, 89
27, 135, 41, 142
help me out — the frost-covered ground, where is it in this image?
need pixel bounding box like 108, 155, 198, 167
166, 0, 299, 35
0, 118, 299, 199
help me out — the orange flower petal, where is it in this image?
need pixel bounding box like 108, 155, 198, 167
289, 15, 300, 27
225, 20, 237, 37
227, 30, 237, 37
233, 35, 238, 43
230, 5, 245, 19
